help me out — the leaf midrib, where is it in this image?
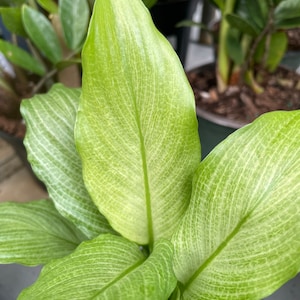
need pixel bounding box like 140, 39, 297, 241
182, 213, 250, 293
91, 256, 146, 298
133, 96, 154, 248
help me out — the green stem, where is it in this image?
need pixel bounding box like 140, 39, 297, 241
217, 0, 236, 92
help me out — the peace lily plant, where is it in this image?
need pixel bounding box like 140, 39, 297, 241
0, 0, 300, 299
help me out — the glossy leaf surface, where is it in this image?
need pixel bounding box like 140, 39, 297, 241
172, 111, 300, 299
59, 0, 90, 50
22, 5, 62, 64
0, 39, 45, 75
20, 235, 176, 299
0, 200, 86, 266
75, 0, 200, 245
21, 84, 114, 238
0, 7, 27, 36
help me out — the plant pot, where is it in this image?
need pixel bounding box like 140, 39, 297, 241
196, 107, 245, 158
281, 50, 300, 71
188, 62, 246, 158
188, 62, 300, 158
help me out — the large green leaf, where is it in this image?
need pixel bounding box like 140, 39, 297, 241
274, 0, 300, 22
172, 111, 300, 299
0, 40, 45, 75
22, 5, 62, 64
0, 200, 86, 266
21, 84, 114, 238
19, 235, 176, 299
75, 0, 200, 245
59, 0, 90, 50
0, 7, 27, 36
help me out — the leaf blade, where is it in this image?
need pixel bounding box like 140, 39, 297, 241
75, 0, 200, 245
21, 84, 114, 238
0, 200, 86, 266
172, 111, 300, 299
19, 235, 176, 299
0, 39, 45, 75
22, 5, 62, 64
59, 0, 90, 50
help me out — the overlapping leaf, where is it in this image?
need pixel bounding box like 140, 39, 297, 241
0, 200, 86, 266
19, 235, 176, 299
75, 0, 200, 245
59, 0, 90, 50
172, 111, 300, 299
0, 40, 45, 75
22, 5, 62, 64
21, 84, 114, 238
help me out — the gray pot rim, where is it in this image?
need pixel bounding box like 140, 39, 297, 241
196, 106, 247, 129
189, 62, 249, 129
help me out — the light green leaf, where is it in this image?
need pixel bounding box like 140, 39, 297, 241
75, 0, 200, 245
0, 7, 27, 36
0, 39, 45, 75
0, 200, 86, 266
21, 84, 114, 239
22, 5, 62, 64
274, 0, 300, 22
36, 0, 58, 14
59, 0, 90, 50
20, 235, 176, 299
172, 111, 300, 299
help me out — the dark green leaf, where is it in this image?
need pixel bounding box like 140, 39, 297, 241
22, 5, 62, 64
226, 28, 244, 65
0, 200, 87, 266
36, 0, 58, 14
142, 0, 157, 8
0, 7, 27, 36
59, 0, 90, 50
274, 0, 300, 22
244, 0, 266, 29
275, 16, 300, 28
226, 13, 259, 37
0, 39, 45, 75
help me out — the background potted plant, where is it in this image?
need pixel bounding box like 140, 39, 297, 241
0, 0, 299, 299
182, 0, 300, 156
